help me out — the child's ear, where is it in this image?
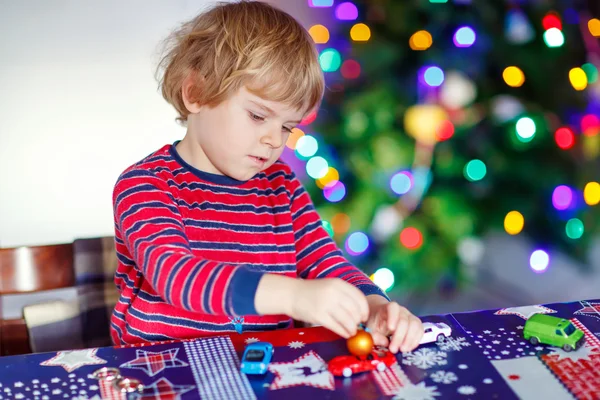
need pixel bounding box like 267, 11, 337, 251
182, 70, 204, 113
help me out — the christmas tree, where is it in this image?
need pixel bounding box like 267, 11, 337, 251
282, 0, 600, 296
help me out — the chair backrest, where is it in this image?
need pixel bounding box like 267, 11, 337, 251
0, 243, 76, 356
0, 238, 120, 356
0, 243, 75, 294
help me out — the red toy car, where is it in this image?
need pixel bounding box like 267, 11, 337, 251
328, 347, 397, 378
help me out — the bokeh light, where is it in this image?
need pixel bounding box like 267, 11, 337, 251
309, 0, 334, 6
372, 268, 395, 292
552, 185, 573, 210
390, 171, 413, 195
331, 213, 351, 234
322, 220, 334, 237
295, 135, 318, 157
530, 250, 550, 273
319, 48, 342, 72
422, 66, 445, 87
504, 211, 525, 235
543, 28, 564, 47
436, 120, 455, 141
286, 127, 305, 150
399, 227, 423, 250
323, 180, 346, 203
554, 127, 575, 150
453, 26, 476, 47
584, 182, 600, 205
515, 117, 536, 142
300, 110, 317, 126
542, 12, 562, 30
308, 24, 330, 44
335, 2, 358, 21
410, 30, 433, 50
404, 104, 449, 145
306, 156, 329, 179
350, 23, 371, 42
588, 18, 600, 37
565, 218, 584, 239
582, 63, 598, 84
581, 114, 600, 136
569, 67, 588, 91
316, 167, 340, 189
345, 231, 369, 256
506, 9, 534, 44
503, 66, 525, 87
463, 159, 487, 182
341, 59, 361, 79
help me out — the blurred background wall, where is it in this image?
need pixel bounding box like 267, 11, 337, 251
1, 0, 599, 315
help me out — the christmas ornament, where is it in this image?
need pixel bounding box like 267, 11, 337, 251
347, 329, 375, 357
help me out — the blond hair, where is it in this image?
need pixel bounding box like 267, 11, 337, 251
156, 1, 325, 124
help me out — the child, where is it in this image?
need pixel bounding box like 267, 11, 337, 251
111, 0, 423, 354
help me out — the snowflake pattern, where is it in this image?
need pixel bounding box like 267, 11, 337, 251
438, 337, 471, 352
244, 337, 259, 344
392, 382, 441, 400
429, 370, 458, 384
457, 386, 476, 395
402, 348, 448, 369
288, 340, 305, 349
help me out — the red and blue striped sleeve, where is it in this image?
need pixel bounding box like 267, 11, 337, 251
113, 168, 264, 316
288, 172, 389, 300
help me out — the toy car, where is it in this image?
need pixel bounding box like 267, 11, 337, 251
419, 322, 452, 345
328, 347, 396, 378
523, 314, 585, 352
240, 342, 274, 375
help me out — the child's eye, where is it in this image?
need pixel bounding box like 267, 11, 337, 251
249, 112, 265, 122
282, 127, 293, 133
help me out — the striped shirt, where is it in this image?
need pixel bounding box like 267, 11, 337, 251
110, 142, 387, 345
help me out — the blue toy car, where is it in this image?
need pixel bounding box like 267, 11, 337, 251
240, 342, 274, 375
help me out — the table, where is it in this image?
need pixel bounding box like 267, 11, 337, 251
0, 298, 599, 399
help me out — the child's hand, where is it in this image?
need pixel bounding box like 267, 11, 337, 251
287, 278, 369, 339
366, 298, 424, 354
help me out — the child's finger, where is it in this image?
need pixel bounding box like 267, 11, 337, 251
345, 285, 370, 322
389, 316, 409, 353
409, 317, 425, 350
370, 331, 390, 347
386, 302, 403, 332
325, 314, 352, 339
400, 316, 423, 352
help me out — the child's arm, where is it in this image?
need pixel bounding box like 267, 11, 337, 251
287, 172, 389, 300
284, 171, 423, 349
114, 169, 267, 317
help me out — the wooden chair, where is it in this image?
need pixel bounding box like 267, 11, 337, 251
0, 243, 75, 356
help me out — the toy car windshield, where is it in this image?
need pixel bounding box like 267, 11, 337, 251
564, 323, 576, 335
245, 349, 265, 361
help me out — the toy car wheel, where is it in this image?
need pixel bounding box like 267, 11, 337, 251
562, 344, 573, 352
376, 363, 387, 372
529, 337, 539, 345
436, 334, 445, 343
342, 367, 353, 378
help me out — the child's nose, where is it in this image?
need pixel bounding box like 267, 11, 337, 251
260, 128, 283, 149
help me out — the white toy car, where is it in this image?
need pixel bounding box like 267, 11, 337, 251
419, 322, 452, 345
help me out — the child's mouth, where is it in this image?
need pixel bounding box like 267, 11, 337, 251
249, 155, 267, 166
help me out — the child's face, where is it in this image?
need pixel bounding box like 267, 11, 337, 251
187, 86, 306, 181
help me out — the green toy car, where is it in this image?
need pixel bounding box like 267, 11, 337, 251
523, 314, 585, 352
